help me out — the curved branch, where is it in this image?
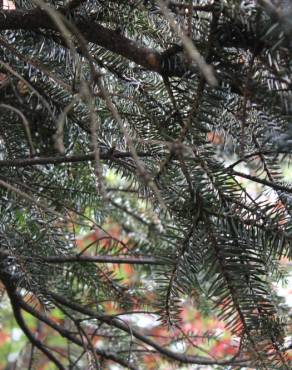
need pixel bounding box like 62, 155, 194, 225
18, 298, 137, 370
0, 8, 162, 73
0, 272, 65, 369
50, 291, 248, 366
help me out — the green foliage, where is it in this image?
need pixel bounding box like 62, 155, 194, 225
0, 0, 292, 369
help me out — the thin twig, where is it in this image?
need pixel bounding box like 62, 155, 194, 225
0, 103, 36, 156
158, 0, 217, 86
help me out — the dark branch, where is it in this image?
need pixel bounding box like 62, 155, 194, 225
0, 271, 65, 370
50, 292, 248, 366
228, 169, 292, 194
0, 250, 167, 265
0, 8, 162, 74
0, 6, 270, 79
0, 150, 152, 168
18, 297, 137, 369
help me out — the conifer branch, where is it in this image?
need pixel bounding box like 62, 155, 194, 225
0, 150, 152, 168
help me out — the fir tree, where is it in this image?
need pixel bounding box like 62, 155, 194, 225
0, 0, 292, 369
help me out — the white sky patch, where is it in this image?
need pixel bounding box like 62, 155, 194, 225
277, 274, 292, 307
125, 313, 160, 328
11, 328, 23, 341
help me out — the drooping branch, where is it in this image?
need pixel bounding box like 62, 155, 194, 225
0, 268, 65, 370
228, 168, 292, 194
17, 296, 138, 369
0, 8, 163, 73
0, 6, 269, 79
50, 291, 248, 367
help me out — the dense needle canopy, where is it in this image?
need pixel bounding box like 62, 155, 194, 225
0, 0, 292, 369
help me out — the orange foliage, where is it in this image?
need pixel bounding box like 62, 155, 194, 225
102, 301, 121, 315
142, 354, 158, 370
22, 292, 44, 312
207, 131, 224, 145
76, 223, 124, 253
209, 338, 238, 357
0, 331, 10, 345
